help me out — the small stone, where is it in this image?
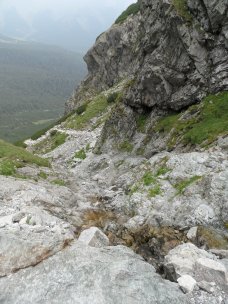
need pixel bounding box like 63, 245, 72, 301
78, 227, 109, 247
187, 227, 198, 241
177, 275, 197, 293
198, 281, 215, 294
19, 216, 28, 225
209, 249, 228, 259
0, 223, 5, 228
12, 212, 26, 223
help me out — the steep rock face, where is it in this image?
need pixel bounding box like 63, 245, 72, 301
68, 0, 227, 113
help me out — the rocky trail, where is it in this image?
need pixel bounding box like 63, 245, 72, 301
1, 119, 227, 303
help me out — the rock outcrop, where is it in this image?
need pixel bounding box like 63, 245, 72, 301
0, 241, 189, 304
68, 0, 228, 113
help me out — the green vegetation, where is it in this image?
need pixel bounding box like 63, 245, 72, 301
155, 165, 171, 177
148, 185, 162, 198
0, 139, 49, 176
174, 176, 202, 195
38, 171, 48, 179
136, 113, 150, 133
107, 92, 119, 103
76, 104, 88, 115
50, 132, 67, 150
66, 95, 109, 130
155, 92, 228, 148
118, 140, 134, 153
33, 131, 67, 154
143, 171, 156, 186
136, 147, 145, 156
115, 2, 140, 24
0, 37, 86, 143
74, 149, 86, 160
172, 0, 192, 22
51, 179, 66, 186
129, 184, 140, 196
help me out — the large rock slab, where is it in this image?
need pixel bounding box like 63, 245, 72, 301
0, 176, 78, 276
0, 242, 189, 304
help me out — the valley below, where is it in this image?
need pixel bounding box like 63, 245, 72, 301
0, 34, 86, 143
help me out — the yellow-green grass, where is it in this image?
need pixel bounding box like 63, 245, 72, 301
155, 91, 228, 147
65, 95, 109, 130
0, 139, 49, 176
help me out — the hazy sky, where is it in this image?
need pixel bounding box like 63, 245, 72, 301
0, 0, 135, 52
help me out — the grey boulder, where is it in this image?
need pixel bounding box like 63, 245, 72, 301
0, 242, 189, 304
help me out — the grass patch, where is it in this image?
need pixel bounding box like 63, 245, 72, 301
107, 92, 119, 103
115, 2, 140, 24
172, 0, 192, 22
75, 104, 87, 115
74, 148, 86, 160
66, 95, 109, 130
118, 140, 133, 153
33, 131, 67, 154
136, 113, 150, 133
51, 179, 66, 186
174, 176, 202, 195
155, 91, 228, 148
148, 185, 162, 198
0, 139, 49, 176
155, 165, 171, 176
38, 171, 48, 179
51, 132, 67, 150
143, 171, 156, 186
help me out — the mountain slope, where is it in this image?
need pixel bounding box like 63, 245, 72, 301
0, 36, 86, 142
0, 1, 227, 303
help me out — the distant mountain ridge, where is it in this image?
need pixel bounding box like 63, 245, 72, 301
0, 34, 86, 142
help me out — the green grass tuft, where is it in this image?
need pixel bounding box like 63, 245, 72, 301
174, 176, 202, 195
143, 171, 156, 186
74, 149, 86, 160
51, 179, 66, 186
75, 104, 87, 115
38, 171, 48, 179
172, 0, 192, 22
66, 95, 108, 130
0, 139, 49, 176
107, 92, 119, 103
136, 113, 150, 133
115, 2, 140, 24
155, 91, 228, 147
118, 140, 134, 153
148, 185, 162, 197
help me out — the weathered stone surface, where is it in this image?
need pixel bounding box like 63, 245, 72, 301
210, 249, 228, 259
67, 0, 228, 116
177, 275, 197, 293
0, 242, 189, 304
78, 226, 109, 247
0, 175, 77, 276
164, 243, 214, 281
164, 243, 228, 294
194, 258, 228, 286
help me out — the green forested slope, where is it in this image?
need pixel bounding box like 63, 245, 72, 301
0, 36, 86, 142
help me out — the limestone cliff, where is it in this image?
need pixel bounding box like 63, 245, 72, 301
67, 0, 227, 111
66, 0, 228, 155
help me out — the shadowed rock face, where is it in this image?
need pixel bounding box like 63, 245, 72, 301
68, 0, 228, 113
